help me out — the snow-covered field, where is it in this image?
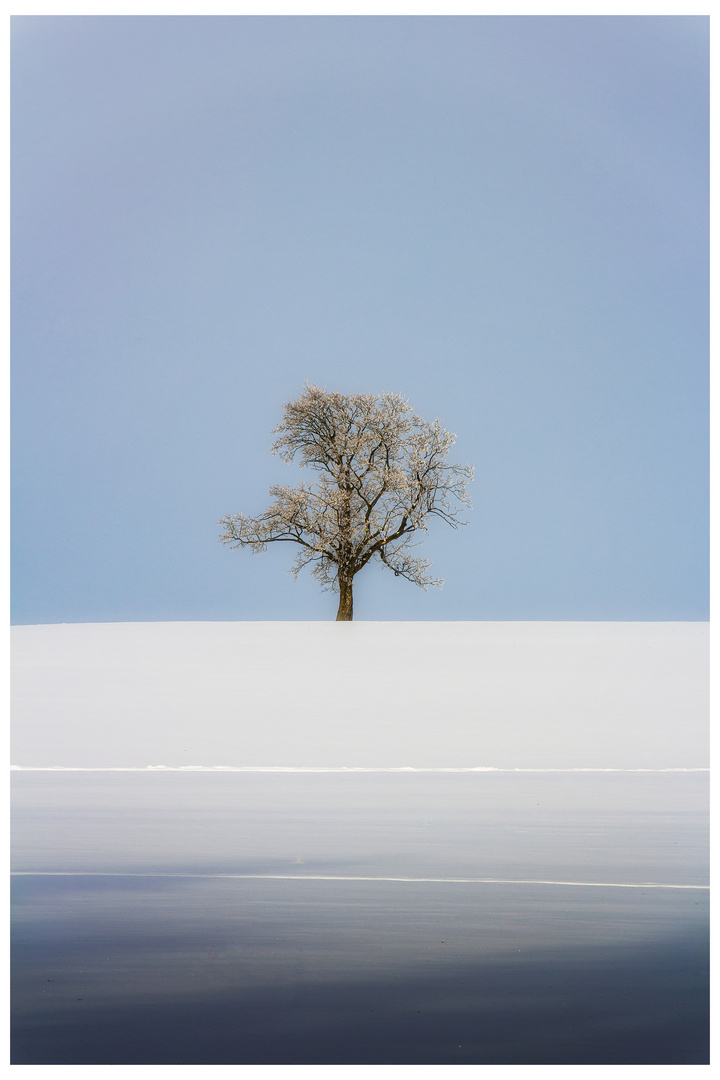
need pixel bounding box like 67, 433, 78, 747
11, 621, 708, 769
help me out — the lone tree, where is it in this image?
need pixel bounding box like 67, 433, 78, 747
219, 384, 473, 620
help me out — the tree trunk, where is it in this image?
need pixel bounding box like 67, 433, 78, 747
336, 578, 354, 621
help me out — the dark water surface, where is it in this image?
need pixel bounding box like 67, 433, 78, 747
11, 771, 709, 1064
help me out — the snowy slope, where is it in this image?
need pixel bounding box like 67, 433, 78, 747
11, 622, 707, 769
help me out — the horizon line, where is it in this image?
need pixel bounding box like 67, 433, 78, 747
11, 618, 709, 626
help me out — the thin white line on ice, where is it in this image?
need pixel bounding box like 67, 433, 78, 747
9, 873, 708, 889
9, 766, 709, 773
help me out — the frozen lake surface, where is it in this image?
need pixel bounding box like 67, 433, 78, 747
12, 770, 708, 1064
11, 770, 709, 884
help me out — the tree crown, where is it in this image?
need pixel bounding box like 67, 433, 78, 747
219, 384, 473, 595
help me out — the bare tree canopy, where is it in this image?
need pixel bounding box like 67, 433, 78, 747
219, 384, 473, 620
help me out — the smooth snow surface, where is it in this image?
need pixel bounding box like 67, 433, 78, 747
11, 621, 707, 769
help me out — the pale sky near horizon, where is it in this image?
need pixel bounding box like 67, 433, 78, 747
11, 15, 708, 623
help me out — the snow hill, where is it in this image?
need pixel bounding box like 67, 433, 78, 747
11, 622, 707, 770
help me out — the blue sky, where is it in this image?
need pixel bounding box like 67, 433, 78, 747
11, 15, 708, 623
